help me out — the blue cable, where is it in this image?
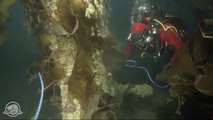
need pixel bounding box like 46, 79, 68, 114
34, 72, 44, 120
124, 60, 169, 88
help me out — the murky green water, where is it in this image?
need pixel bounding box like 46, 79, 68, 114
0, 0, 212, 119
0, 1, 59, 119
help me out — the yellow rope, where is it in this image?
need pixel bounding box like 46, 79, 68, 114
153, 19, 178, 32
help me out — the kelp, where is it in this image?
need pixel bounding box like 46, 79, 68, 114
194, 64, 213, 96
156, 27, 213, 115
24, 0, 134, 119
155, 47, 198, 114
156, 47, 197, 90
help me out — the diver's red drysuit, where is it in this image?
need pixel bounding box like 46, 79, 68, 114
124, 20, 184, 62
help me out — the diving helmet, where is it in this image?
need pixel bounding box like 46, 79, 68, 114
137, 3, 164, 21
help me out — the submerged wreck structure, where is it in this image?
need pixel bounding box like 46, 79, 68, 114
23, 0, 154, 119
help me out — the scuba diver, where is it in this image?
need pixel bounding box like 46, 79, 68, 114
123, 1, 187, 88
124, 2, 185, 63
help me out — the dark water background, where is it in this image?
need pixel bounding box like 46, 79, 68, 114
0, 0, 212, 119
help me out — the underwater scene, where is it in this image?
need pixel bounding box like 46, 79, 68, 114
0, 0, 213, 119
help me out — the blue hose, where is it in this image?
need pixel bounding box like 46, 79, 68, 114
34, 72, 44, 120
124, 60, 169, 88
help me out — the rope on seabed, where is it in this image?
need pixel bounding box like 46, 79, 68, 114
124, 60, 169, 88
34, 72, 44, 120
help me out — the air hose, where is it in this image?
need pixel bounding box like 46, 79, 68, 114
153, 19, 178, 32
124, 60, 169, 88
34, 72, 44, 120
